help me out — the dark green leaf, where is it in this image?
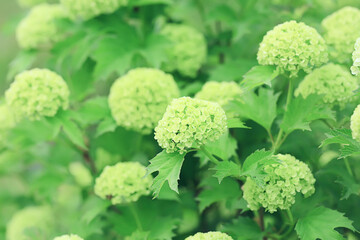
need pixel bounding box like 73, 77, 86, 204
220, 216, 262, 240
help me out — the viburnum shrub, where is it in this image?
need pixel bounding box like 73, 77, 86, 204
1, 0, 360, 240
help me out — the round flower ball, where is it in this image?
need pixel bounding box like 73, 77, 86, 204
54, 234, 84, 240
16, 4, 67, 49
257, 20, 328, 77
18, 0, 47, 8
322, 7, 360, 64
94, 162, 152, 205
155, 97, 227, 154
195, 81, 242, 107
160, 24, 207, 77
243, 154, 315, 213
351, 38, 360, 76
6, 206, 54, 240
351, 105, 360, 142
185, 232, 233, 240
295, 63, 358, 107
60, 0, 127, 20
5, 69, 70, 121
108, 68, 179, 134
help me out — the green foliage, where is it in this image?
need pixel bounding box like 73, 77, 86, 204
295, 207, 356, 240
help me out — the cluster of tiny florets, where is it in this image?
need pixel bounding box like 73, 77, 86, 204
185, 232, 233, 240
160, 24, 207, 77
295, 63, 359, 107
16, 4, 67, 49
94, 162, 153, 205
5, 69, 70, 121
322, 7, 360, 64
243, 154, 316, 213
17, 0, 48, 7
108, 68, 179, 134
351, 105, 360, 142
53, 234, 84, 240
257, 20, 328, 77
69, 162, 93, 187
351, 38, 360, 76
60, 0, 127, 20
6, 206, 54, 240
155, 97, 227, 154
195, 81, 243, 107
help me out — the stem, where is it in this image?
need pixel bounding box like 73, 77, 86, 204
129, 203, 143, 231
286, 209, 293, 224
200, 146, 219, 164
273, 79, 293, 152
344, 158, 354, 177
259, 208, 268, 240
267, 129, 275, 147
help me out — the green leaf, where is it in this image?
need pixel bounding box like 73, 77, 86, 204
241, 149, 280, 186
58, 111, 87, 150
139, 34, 171, 68
197, 177, 242, 212
209, 60, 256, 82
129, 0, 173, 6
7, 50, 37, 81
281, 95, 334, 134
320, 129, 360, 159
212, 161, 241, 183
295, 207, 356, 240
74, 97, 110, 125
146, 151, 186, 197
240, 65, 279, 91
228, 88, 279, 131
220, 216, 263, 240
227, 118, 249, 129
95, 118, 117, 137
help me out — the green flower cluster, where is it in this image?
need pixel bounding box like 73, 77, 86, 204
69, 162, 92, 187
94, 162, 152, 204
351, 105, 360, 142
185, 232, 233, 240
243, 154, 315, 213
257, 21, 328, 77
160, 24, 207, 77
108, 68, 179, 134
6, 206, 54, 240
5, 69, 70, 121
60, 0, 127, 20
195, 81, 242, 107
18, 0, 47, 7
295, 63, 359, 107
322, 7, 360, 64
16, 4, 67, 49
155, 97, 227, 154
351, 38, 360, 76
54, 234, 84, 240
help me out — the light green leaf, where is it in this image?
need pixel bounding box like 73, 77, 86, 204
295, 207, 356, 240
95, 118, 117, 137
281, 95, 334, 134
7, 50, 37, 81
241, 149, 280, 186
146, 151, 186, 197
240, 65, 279, 91
227, 118, 249, 129
129, 0, 173, 6
209, 60, 256, 82
139, 34, 171, 68
212, 161, 241, 183
228, 88, 279, 131
75, 97, 110, 125
197, 177, 242, 212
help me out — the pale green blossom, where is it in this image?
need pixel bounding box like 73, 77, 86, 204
5, 68, 70, 121
295, 63, 358, 107
108, 68, 179, 134
257, 20, 328, 77
185, 232, 233, 240
155, 97, 227, 154
322, 7, 360, 63
243, 154, 315, 213
160, 24, 207, 77
94, 162, 152, 204
351, 104, 360, 142
16, 4, 67, 49
53, 234, 84, 240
